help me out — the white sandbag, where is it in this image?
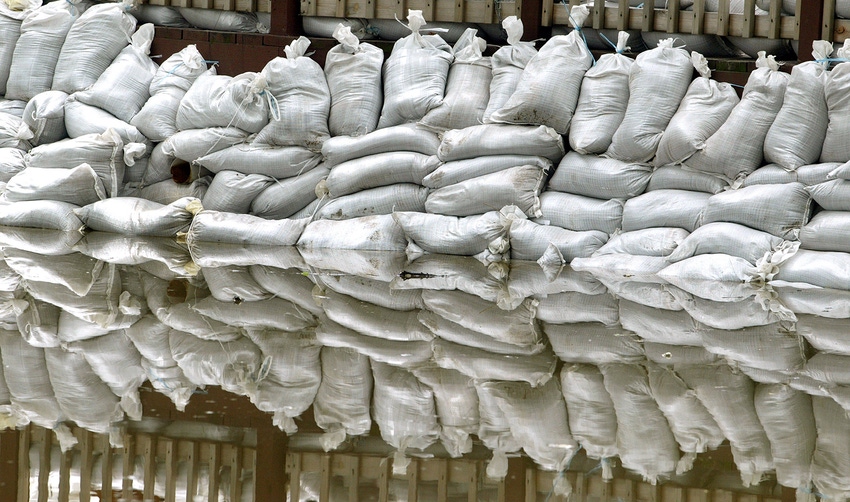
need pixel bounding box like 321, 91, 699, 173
4, 246, 100, 296
75, 233, 192, 276
4, 1, 79, 101
14, 297, 61, 348
131, 4, 188, 26
481, 379, 577, 472
475, 382, 522, 476
745, 162, 837, 187
432, 337, 557, 387
52, 2, 137, 94
618, 299, 704, 346
313, 346, 372, 447
489, 6, 591, 134
0, 226, 81, 256
201, 170, 273, 214
560, 364, 618, 461
600, 363, 680, 483
668, 287, 783, 330
822, 45, 850, 162
321, 273, 421, 312
754, 384, 815, 491
393, 210, 510, 256
685, 53, 790, 181
321, 123, 440, 167
599, 279, 679, 312
658, 254, 757, 302
301, 248, 406, 283
324, 25, 383, 137
621, 189, 710, 232
316, 289, 431, 342
297, 214, 406, 251
647, 364, 725, 463
0, 330, 64, 429
392, 253, 505, 303
21, 90, 67, 146
321, 152, 438, 198
255, 37, 330, 150
131, 45, 209, 141
73, 24, 157, 123
316, 318, 433, 368
178, 7, 266, 32
534, 191, 623, 234
315, 184, 428, 221
412, 365, 478, 457
26, 129, 131, 197
647, 166, 729, 194
202, 264, 272, 303
249, 264, 321, 315
169, 329, 264, 395
800, 211, 850, 253
184, 210, 307, 247
377, 11, 453, 128
423, 155, 550, 189
763, 42, 830, 170
700, 324, 806, 372
509, 218, 608, 262
536, 290, 619, 326
677, 364, 775, 486
548, 152, 652, 200
194, 143, 321, 179
0, 13, 21, 97
806, 353, 850, 386
419, 28, 491, 133
543, 322, 645, 364
418, 310, 546, 356
571, 254, 670, 283
249, 165, 330, 220
503, 257, 607, 299
702, 183, 811, 239
191, 295, 314, 332
74, 196, 201, 237
143, 127, 246, 184
176, 72, 270, 134
643, 342, 719, 366
63, 99, 151, 155
807, 179, 850, 210
0, 147, 25, 182
370, 361, 439, 464
4, 164, 106, 206
595, 227, 689, 257
606, 39, 693, 162
133, 177, 210, 206
0, 113, 32, 150
44, 347, 123, 433
797, 314, 850, 354
426, 164, 546, 218
437, 124, 565, 163
811, 397, 850, 501
569, 32, 633, 154
483, 16, 537, 123
655, 53, 740, 167
0, 200, 83, 231
666, 222, 783, 265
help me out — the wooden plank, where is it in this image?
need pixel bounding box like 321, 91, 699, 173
691, 0, 705, 33
617, 0, 629, 30
100, 436, 114, 502
230, 446, 243, 502
255, 427, 286, 502
37, 429, 50, 502
16, 428, 29, 502
575, 471, 587, 502
0, 430, 19, 502
425, 0, 436, 21
142, 436, 157, 502
643, 0, 655, 32
453, 0, 464, 22
468, 462, 479, 502
593, 0, 605, 29
541, 0, 554, 26
164, 439, 178, 502
288, 453, 302, 502
716, 0, 730, 35
320, 453, 332, 502
348, 455, 359, 502
437, 459, 448, 502
214, 0, 236, 9
668, 0, 681, 33
378, 458, 390, 502
820, 0, 835, 42
768, 0, 782, 38
742, 0, 756, 36
58, 444, 71, 502
187, 442, 200, 501
396, 0, 407, 21
408, 458, 419, 502
235, 0, 257, 10
191, 0, 213, 7
335, 0, 346, 17
78, 431, 93, 502
208, 443, 222, 502
524, 466, 536, 502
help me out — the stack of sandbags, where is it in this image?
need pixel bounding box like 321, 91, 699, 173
0, 0, 40, 99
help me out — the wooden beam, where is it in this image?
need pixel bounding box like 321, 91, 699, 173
208, 443, 222, 502
164, 439, 178, 502
408, 458, 419, 502
187, 442, 200, 501
742, 0, 756, 37
78, 431, 93, 502
255, 427, 286, 502
505, 457, 525, 502
348, 455, 359, 502
230, 446, 243, 502
0, 430, 19, 502
122, 432, 135, 501
142, 436, 157, 502
519, 0, 544, 39
16, 428, 29, 502
100, 436, 113, 502
271, 0, 302, 36
37, 429, 50, 502
378, 458, 390, 502
691, 0, 706, 34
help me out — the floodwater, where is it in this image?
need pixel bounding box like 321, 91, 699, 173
0, 225, 846, 502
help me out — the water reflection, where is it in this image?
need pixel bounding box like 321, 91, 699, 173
0, 226, 847, 501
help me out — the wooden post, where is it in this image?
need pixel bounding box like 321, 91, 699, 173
255, 427, 287, 502
519, 0, 545, 40
0, 430, 19, 502
505, 457, 525, 502
797, 0, 827, 58
270, 0, 302, 36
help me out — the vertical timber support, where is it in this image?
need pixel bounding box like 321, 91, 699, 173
270, 0, 302, 36
797, 0, 826, 58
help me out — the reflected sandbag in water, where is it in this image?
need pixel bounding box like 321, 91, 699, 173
544, 322, 644, 365
169, 329, 264, 396
418, 310, 547, 356
600, 363, 680, 483
73, 231, 193, 276
503, 260, 606, 301
535, 290, 619, 326
0, 200, 84, 232
0, 329, 65, 430
316, 318, 432, 368
392, 253, 504, 303
201, 265, 273, 303
299, 248, 406, 282
571, 254, 670, 283
248, 264, 322, 316
676, 364, 774, 486
315, 288, 432, 342
313, 346, 372, 451
619, 299, 703, 346
190, 243, 305, 270
192, 295, 316, 332
393, 210, 510, 256
700, 323, 807, 372
508, 218, 608, 262
596, 227, 689, 257
318, 273, 422, 312
4, 164, 106, 207
4, 246, 103, 296
643, 342, 720, 367
560, 364, 618, 464
297, 214, 406, 251
412, 365, 479, 458
185, 210, 308, 246
598, 278, 683, 311
431, 338, 556, 387
657, 254, 760, 302
667, 286, 786, 330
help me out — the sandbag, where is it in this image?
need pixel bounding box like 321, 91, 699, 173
606, 38, 693, 162
666, 222, 783, 264
536, 290, 619, 326
4, 164, 106, 206
52, 2, 137, 94
201, 170, 273, 214
560, 364, 618, 461
316, 289, 432, 342
488, 6, 592, 134
821, 43, 850, 163
21, 90, 68, 146
392, 253, 505, 303
437, 124, 565, 163
0, 330, 65, 429
647, 166, 729, 194
509, 218, 608, 262
800, 211, 850, 253
0, 147, 25, 182
74, 197, 201, 237
595, 227, 689, 257
249, 165, 329, 220
0, 113, 32, 150
425, 164, 546, 218
377, 11, 453, 128
255, 37, 331, 150
175, 72, 270, 134
571, 253, 670, 283
321, 124, 440, 167
135, 177, 210, 206
412, 365, 478, 457
191, 296, 314, 332
193, 143, 321, 179
0, 200, 83, 231
178, 7, 266, 32
185, 210, 307, 247
797, 314, 850, 354
419, 310, 547, 356
548, 152, 652, 200
619, 299, 704, 346
811, 397, 850, 500
773, 249, 850, 290
806, 179, 850, 210
63, 99, 151, 152
297, 214, 406, 251
432, 337, 557, 387
316, 318, 433, 368
321, 273, 421, 312
569, 32, 633, 154
544, 322, 645, 364
620, 189, 710, 232
313, 346, 372, 447
0, 13, 21, 97
482, 16, 537, 123
654, 53, 739, 167
324, 25, 384, 137
315, 184, 428, 220
657, 254, 758, 302
534, 191, 623, 234
423, 155, 550, 189
700, 324, 806, 372
393, 210, 510, 256
754, 384, 815, 491
701, 182, 811, 239
321, 152, 438, 198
